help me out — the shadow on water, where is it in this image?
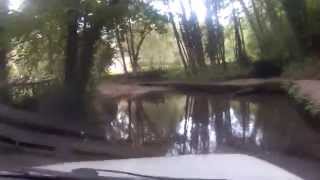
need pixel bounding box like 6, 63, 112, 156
95, 92, 320, 179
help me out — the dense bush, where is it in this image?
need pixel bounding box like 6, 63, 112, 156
11, 97, 39, 112
252, 60, 283, 78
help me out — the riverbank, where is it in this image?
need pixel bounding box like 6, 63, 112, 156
286, 81, 320, 125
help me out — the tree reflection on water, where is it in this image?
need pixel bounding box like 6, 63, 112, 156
97, 93, 320, 159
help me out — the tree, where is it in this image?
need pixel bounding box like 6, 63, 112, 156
0, 0, 9, 101
179, 0, 206, 72
281, 0, 308, 52
119, 1, 168, 74
205, 0, 226, 67
9, 0, 73, 81
163, 0, 188, 71
62, 0, 130, 108
64, 0, 80, 91
238, 0, 265, 55
7, 0, 169, 110
115, 24, 128, 74
139, 30, 182, 70
232, 7, 249, 65
238, 0, 306, 61
12, 0, 131, 111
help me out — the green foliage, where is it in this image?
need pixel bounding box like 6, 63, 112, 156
5, 0, 69, 82
2, 0, 320, 95
115, 0, 169, 73
90, 40, 116, 87
9, 17, 65, 81
241, 0, 300, 61
139, 28, 181, 70
132, 1, 168, 33
306, 0, 320, 34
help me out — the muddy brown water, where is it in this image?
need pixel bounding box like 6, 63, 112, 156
1, 92, 320, 179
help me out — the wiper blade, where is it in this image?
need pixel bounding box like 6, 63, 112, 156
0, 170, 81, 180
0, 170, 115, 180
0, 168, 227, 180
0, 170, 62, 180
77, 168, 227, 180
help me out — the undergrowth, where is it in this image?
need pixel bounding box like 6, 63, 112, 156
282, 56, 320, 79
161, 64, 252, 82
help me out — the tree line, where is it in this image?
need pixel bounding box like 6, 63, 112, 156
0, 0, 319, 105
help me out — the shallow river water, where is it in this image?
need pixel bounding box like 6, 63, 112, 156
98, 92, 320, 157
1, 91, 320, 179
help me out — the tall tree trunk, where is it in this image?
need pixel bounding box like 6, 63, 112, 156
178, 0, 207, 73
127, 19, 139, 74
0, 0, 9, 102
191, 13, 206, 68
0, 48, 7, 101
76, 26, 102, 100
64, 0, 80, 89
169, 12, 188, 71
131, 29, 150, 74
232, 9, 249, 65
205, 0, 224, 66
62, 0, 82, 116
238, 0, 265, 55
215, 1, 226, 67
218, 25, 227, 69
115, 26, 128, 74
46, 33, 55, 74
179, 21, 197, 73
125, 33, 134, 69
125, 19, 152, 74
164, 0, 188, 71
